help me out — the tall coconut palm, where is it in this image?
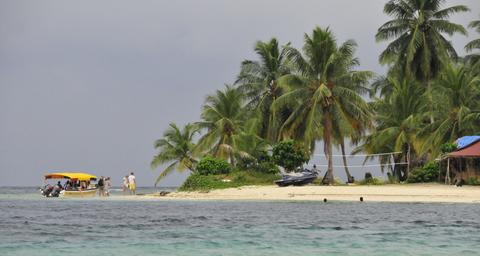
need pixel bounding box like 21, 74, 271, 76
332, 115, 368, 183
466, 16, 480, 65
236, 38, 291, 142
376, 0, 469, 81
151, 123, 199, 186
273, 27, 373, 184
196, 85, 247, 165
376, 0, 468, 124
356, 77, 426, 181
422, 63, 480, 156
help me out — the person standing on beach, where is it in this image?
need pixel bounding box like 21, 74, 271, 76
97, 176, 105, 196
128, 172, 136, 195
104, 177, 112, 196
122, 175, 129, 194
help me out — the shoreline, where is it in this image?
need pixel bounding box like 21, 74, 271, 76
140, 184, 480, 203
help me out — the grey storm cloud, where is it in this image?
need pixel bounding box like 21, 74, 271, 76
1, 0, 479, 186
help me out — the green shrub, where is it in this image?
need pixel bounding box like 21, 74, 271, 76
256, 150, 273, 163
232, 172, 247, 183
407, 162, 440, 183
254, 161, 280, 174
236, 156, 256, 169
466, 177, 480, 185
334, 177, 345, 185
178, 170, 281, 191
196, 156, 231, 175
359, 177, 385, 185
311, 178, 323, 185
272, 140, 309, 172
440, 142, 457, 153
179, 174, 230, 191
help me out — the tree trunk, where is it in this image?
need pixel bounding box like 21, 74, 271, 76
340, 139, 353, 183
230, 152, 236, 167
322, 114, 334, 185
446, 158, 451, 185
393, 154, 403, 181
406, 144, 411, 179
427, 79, 434, 124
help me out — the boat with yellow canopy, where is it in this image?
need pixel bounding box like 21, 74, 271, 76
42, 172, 98, 197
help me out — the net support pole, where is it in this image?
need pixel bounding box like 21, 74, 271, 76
446, 158, 451, 185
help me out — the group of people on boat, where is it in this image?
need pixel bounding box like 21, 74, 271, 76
41, 179, 92, 197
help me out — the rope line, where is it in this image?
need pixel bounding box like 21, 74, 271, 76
312, 151, 402, 157
306, 163, 408, 168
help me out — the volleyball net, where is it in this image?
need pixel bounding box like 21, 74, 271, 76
305, 151, 408, 169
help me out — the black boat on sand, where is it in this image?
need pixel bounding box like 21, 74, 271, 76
275, 169, 319, 187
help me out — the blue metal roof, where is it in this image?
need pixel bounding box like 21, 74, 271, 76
456, 136, 480, 149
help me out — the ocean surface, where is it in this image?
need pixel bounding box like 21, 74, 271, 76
1, 187, 480, 256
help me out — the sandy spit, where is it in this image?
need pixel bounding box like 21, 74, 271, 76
139, 184, 480, 203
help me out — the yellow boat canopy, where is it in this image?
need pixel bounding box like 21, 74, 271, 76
44, 172, 97, 181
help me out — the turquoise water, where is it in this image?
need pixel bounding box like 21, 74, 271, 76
1, 187, 480, 255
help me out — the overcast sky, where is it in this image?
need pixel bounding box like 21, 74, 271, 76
1, 0, 479, 186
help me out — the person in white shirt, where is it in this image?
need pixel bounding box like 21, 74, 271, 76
128, 172, 136, 195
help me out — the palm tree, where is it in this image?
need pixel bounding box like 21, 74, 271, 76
273, 27, 373, 184
376, 0, 469, 124
356, 77, 426, 181
196, 85, 247, 165
151, 123, 199, 186
236, 38, 291, 142
333, 119, 366, 183
466, 16, 480, 65
234, 132, 271, 168
376, 0, 469, 81
422, 63, 480, 156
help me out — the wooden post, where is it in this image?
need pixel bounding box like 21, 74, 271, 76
446, 158, 451, 185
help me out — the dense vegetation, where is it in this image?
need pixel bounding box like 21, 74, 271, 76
152, 0, 480, 187
179, 171, 281, 191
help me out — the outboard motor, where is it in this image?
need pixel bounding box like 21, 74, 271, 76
50, 188, 61, 197
41, 185, 54, 197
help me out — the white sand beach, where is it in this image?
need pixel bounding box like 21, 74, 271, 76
145, 184, 480, 203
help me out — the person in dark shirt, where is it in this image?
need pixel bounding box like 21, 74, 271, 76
97, 176, 105, 196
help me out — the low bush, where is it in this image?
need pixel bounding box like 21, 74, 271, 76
272, 140, 309, 172
196, 156, 231, 175
179, 173, 231, 191
179, 170, 281, 191
407, 162, 440, 183
254, 161, 280, 174
440, 142, 457, 153
358, 177, 385, 185
311, 176, 350, 185
466, 177, 480, 185
334, 177, 345, 185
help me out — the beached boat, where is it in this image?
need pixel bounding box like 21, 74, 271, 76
275, 169, 318, 187
41, 172, 98, 197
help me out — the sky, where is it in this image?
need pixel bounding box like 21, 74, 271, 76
1, 0, 479, 186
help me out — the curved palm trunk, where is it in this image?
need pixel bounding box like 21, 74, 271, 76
340, 139, 353, 183
405, 143, 411, 180
322, 114, 334, 185
187, 157, 197, 172
397, 147, 410, 182
427, 79, 435, 124
392, 154, 403, 181
230, 151, 236, 167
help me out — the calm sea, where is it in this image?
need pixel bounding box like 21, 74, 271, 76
1, 187, 480, 256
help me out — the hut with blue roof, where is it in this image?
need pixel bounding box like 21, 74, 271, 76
442, 136, 480, 185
